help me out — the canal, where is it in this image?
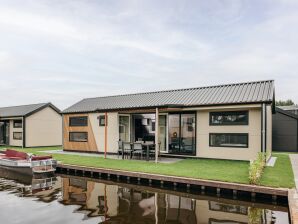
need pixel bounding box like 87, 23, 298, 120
0, 169, 290, 224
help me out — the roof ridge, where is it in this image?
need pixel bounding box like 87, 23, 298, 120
0, 102, 48, 110
82, 80, 274, 101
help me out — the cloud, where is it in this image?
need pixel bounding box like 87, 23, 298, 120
0, 0, 297, 109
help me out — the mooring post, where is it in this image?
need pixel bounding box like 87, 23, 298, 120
160, 181, 164, 188
149, 179, 152, 186
173, 182, 177, 190
233, 190, 237, 199
201, 186, 205, 194
272, 195, 277, 204
251, 192, 256, 202
127, 176, 130, 183
216, 188, 221, 196
186, 184, 190, 192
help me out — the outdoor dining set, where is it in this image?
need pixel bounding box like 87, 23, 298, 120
117, 141, 160, 161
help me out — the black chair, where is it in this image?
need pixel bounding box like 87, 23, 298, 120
122, 142, 132, 159
132, 142, 143, 160
117, 140, 123, 159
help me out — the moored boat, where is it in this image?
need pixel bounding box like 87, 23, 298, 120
0, 149, 57, 176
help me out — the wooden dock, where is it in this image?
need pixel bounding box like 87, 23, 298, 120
56, 163, 288, 199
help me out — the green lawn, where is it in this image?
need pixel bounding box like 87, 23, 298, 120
0, 146, 295, 188
260, 153, 295, 188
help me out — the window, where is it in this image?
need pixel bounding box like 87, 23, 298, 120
98, 115, 106, 126
210, 111, 248, 125
69, 132, 88, 142
209, 133, 248, 148
13, 132, 22, 140
13, 120, 22, 128
69, 116, 88, 126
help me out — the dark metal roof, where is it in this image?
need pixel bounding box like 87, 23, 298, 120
63, 80, 275, 114
276, 107, 298, 119
0, 103, 61, 118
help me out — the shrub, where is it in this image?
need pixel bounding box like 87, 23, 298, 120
248, 153, 266, 185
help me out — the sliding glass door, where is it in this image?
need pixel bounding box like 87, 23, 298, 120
168, 113, 196, 155
158, 115, 167, 152
119, 115, 130, 142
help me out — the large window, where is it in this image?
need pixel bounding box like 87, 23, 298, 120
169, 113, 196, 155
69, 132, 88, 142
13, 132, 22, 140
210, 111, 248, 125
13, 120, 22, 128
69, 116, 88, 126
209, 133, 248, 148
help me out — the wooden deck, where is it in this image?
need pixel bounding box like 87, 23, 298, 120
56, 163, 288, 197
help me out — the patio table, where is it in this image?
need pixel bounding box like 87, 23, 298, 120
141, 142, 155, 161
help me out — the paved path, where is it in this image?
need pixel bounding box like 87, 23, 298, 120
41, 150, 182, 164
290, 154, 298, 192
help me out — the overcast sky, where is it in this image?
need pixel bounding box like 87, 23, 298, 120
0, 0, 297, 109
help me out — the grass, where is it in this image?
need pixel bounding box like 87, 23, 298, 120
0, 146, 295, 188
260, 153, 295, 188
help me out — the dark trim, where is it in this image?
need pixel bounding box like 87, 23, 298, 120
0, 103, 61, 119
209, 133, 249, 148
275, 107, 298, 120
13, 119, 23, 128
13, 132, 23, 140
69, 116, 88, 127
24, 103, 61, 117
23, 145, 62, 148
265, 105, 267, 153
61, 101, 273, 115
209, 110, 249, 126
63, 149, 117, 155
168, 112, 196, 156
23, 117, 26, 147
69, 132, 88, 142
98, 115, 106, 126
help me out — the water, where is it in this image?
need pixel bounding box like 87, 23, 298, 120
0, 170, 290, 224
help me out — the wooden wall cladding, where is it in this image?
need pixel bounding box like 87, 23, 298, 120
63, 114, 98, 152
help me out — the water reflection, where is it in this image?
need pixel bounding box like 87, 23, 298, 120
60, 176, 289, 224
0, 169, 290, 224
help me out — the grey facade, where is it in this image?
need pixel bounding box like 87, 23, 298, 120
272, 107, 298, 152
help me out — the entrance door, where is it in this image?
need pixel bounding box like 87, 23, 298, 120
119, 115, 130, 142
168, 113, 196, 155
0, 121, 9, 145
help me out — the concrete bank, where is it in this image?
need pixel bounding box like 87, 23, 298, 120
56, 163, 288, 201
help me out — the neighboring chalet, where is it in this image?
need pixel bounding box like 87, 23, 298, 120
272, 107, 298, 152
0, 103, 62, 147
62, 80, 274, 161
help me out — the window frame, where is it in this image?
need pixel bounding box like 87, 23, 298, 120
209, 111, 249, 126
13, 132, 23, 140
69, 132, 88, 142
98, 115, 106, 126
209, 133, 249, 148
69, 116, 88, 127
13, 120, 23, 128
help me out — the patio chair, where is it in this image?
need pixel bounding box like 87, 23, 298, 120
117, 140, 123, 159
132, 142, 143, 160
122, 142, 132, 159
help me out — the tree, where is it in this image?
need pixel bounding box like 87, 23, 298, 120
276, 99, 295, 106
